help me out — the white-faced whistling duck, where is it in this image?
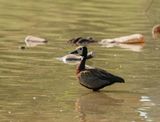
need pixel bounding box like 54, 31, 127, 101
70, 46, 125, 91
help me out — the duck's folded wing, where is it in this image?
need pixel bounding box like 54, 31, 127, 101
91, 68, 116, 79
79, 69, 114, 88
91, 68, 125, 83
79, 68, 124, 88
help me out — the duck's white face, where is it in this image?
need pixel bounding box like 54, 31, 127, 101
70, 46, 88, 57
76, 46, 83, 55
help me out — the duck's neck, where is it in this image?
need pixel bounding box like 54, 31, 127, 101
76, 56, 86, 74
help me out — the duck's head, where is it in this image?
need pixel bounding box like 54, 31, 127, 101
70, 46, 88, 57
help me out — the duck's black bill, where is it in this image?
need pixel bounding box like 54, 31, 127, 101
69, 50, 78, 54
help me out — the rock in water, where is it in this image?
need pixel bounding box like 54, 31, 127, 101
152, 24, 160, 40
24, 35, 47, 47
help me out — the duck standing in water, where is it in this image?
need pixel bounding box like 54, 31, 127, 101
70, 46, 125, 91
68, 37, 97, 46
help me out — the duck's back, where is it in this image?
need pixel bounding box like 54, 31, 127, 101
77, 68, 124, 90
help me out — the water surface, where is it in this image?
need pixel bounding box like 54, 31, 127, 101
0, 0, 160, 122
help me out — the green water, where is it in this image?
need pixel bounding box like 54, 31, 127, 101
0, 0, 160, 122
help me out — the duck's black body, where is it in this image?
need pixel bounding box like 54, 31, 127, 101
77, 67, 124, 91
71, 46, 125, 91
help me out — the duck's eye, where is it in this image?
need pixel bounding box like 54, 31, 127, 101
79, 48, 82, 50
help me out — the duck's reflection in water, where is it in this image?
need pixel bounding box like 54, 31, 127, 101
118, 44, 144, 52
74, 91, 150, 122
100, 43, 144, 52
75, 92, 123, 122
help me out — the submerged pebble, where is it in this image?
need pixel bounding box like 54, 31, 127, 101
19, 46, 26, 50
33, 96, 37, 100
